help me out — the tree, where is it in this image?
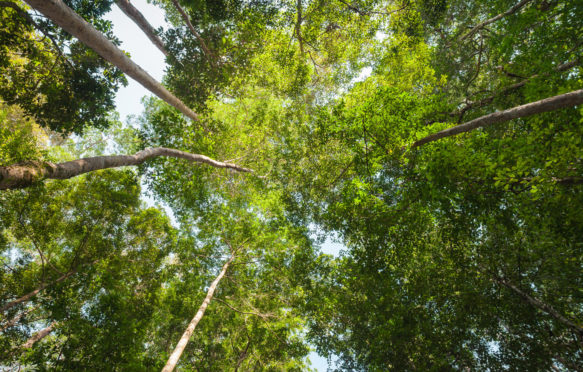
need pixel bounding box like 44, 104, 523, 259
2, 0, 583, 370
24, 0, 201, 122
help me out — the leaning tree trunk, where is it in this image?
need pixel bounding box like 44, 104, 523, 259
0, 147, 251, 190
115, 0, 169, 56
412, 89, 583, 147
162, 254, 235, 372
23, 0, 200, 122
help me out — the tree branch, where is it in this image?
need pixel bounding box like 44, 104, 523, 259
412, 89, 583, 148
459, 0, 533, 42
0, 147, 252, 190
170, 0, 216, 66
114, 0, 168, 56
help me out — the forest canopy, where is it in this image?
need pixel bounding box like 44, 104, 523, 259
1, 0, 582, 370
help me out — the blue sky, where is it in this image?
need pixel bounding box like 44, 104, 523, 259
104, 2, 336, 370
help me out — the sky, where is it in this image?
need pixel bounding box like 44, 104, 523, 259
104, 1, 337, 370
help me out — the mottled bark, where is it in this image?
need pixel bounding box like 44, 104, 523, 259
23, 0, 200, 122
21, 322, 55, 349
413, 89, 583, 147
114, 0, 168, 56
0, 147, 252, 190
0, 270, 77, 313
162, 254, 235, 372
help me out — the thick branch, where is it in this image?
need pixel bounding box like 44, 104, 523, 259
460, 0, 533, 41
0, 147, 252, 190
454, 59, 579, 118
114, 0, 168, 56
494, 276, 583, 335
23, 0, 200, 122
21, 322, 55, 349
413, 89, 583, 147
170, 0, 215, 65
162, 254, 235, 372
0, 269, 77, 313
0, 306, 38, 332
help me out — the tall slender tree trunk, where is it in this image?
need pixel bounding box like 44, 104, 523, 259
115, 0, 169, 56
21, 322, 56, 349
23, 0, 200, 122
0, 270, 77, 313
412, 89, 583, 147
162, 254, 235, 372
0, 147, 251, 190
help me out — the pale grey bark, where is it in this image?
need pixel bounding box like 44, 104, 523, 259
412, 89, 583, 147
162, 254, 235, 372
21, 322, 56, 349
459, 0, 533, 41
115, 0, 168, 56
23, 0, 200, 122
170, 0, 215, 64
0, 270, 77, 313
0, 147, 252, 190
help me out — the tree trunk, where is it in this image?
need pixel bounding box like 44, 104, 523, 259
412, 89, 583, 147
162, 254, 235, 372
114, 0, 168, 56
0, 270, 77, 313
21, 322, 56, 349
0, 147, 251, 190
23, 0, 200, 122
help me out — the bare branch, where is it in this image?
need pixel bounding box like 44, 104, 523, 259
412, 89, 583, 148
115, 0, 168, 56
0, 147, 252, 190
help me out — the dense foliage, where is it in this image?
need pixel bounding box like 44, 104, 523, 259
1, 0, 582, 370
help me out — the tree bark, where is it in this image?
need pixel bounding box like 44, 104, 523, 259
170, 0, 215, 65
21, 322, 56, 349
0, 147, 252, 190
162, 254, 235, 372
412, 89, 583, 147
114, 0, 168, 56
0, 270, 77, 313
23, 0, 200, 122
